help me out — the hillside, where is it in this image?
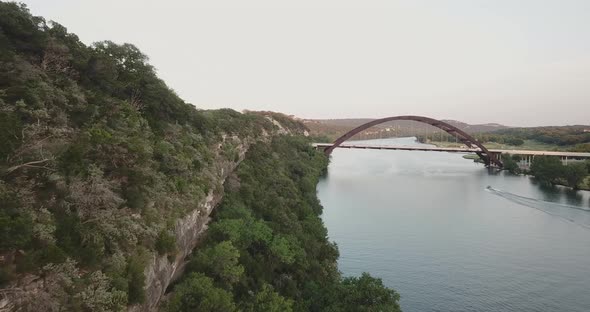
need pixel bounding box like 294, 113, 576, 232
0, 3, 399, 311
304, 118, 509, 141
0, 1, 285, 308
418, 125, 590, 152
304, 118, 590, 153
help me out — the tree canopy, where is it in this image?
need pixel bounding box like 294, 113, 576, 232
0, 2, 298, 309
166, 136, 401, 312
530, 156, 589, 189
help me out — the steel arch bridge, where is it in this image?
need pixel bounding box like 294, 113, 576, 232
323, 115, 503, 168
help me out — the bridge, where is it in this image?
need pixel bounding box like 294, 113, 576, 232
314, 115, 590, 169
313, 143, 590, 168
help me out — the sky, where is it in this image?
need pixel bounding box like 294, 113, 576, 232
22, 0, 590, 126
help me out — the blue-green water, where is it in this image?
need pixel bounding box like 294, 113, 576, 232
318, 137, 590, 312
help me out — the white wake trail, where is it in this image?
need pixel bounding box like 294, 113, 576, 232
486, 186, 590, 230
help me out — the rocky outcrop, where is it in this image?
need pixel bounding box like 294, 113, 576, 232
131, 115, 307, 311
0, 116, 303, 312
0, 136, 254, 312
130, 136, 252, 312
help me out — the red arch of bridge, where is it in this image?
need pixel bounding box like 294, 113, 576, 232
323, 115, 503, 168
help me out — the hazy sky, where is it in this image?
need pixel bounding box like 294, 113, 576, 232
23, 0, 590, 126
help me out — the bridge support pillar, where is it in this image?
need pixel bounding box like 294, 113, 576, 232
526, 155, 531, 167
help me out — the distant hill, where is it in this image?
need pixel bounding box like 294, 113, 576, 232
303, 118, 510, 141
441, 120, 509, 133
303, 118, 590, 152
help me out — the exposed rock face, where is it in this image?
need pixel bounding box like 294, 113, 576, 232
0, 117, 302, 312
130, 136, 254, 312
132, 193, 220, 312
1, 140, 249, 312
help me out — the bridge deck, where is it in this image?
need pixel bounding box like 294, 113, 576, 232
312, 143, 590, 158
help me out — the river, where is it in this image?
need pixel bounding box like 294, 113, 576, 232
318, 137, 590, 312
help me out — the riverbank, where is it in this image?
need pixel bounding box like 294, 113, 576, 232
164, 136, 401, 311
553, 177, 590, 191
461, 150, 590, 191
431, 139, 569, 151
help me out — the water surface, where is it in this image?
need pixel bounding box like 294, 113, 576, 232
318, 137, 590, 312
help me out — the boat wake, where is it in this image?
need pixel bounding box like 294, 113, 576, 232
486, 186, 590, 230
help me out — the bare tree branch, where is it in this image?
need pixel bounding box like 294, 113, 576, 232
5, 159, 51, 175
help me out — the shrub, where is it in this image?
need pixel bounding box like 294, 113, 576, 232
564, 163, 588, 189
155, 230, 176, 255
501, 154, 520, 174
166, 273, 237, 312
188, 241, 244, 288
530, 156, 563, 184
126, 253, 148, 304
0, 209, 32, 251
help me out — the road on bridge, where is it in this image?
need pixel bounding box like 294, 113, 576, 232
312, 143, 590, 159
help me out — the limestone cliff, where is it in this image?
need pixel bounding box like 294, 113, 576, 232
0, 115, 305, 312
129, 135, 253, 312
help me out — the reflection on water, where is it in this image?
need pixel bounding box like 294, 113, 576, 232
531, 182, 589, 207
535, 182, 565, 202
564, 189, 585, 206
319, 137, 590, 312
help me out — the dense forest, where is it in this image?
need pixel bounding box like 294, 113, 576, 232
417, 126, 590, 152
165, 136, 400, 311
0, 1, 274, 309
416, 133, 526, 147
497, 154, 589, 188
493, 126, 590, 147
0, 2, 400, 311
528, 156, 590, 189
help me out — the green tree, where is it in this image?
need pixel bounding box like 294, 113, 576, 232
155, 230, 176, 255
126, 254, 147, 304
166, 273, 237, 312
0, 182, 32, 251
563, 163, 588, 189
505, 137, 524, 146
208, 214, 273, 250
188, 241, 244, 288
570, 143, 590, 152
501, 153, 519, 174
76, 271, 127, 312
334, 273, 401, 312
244, 284, 294, 312
530, 156, 563, 184
0, 108, 22, 159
